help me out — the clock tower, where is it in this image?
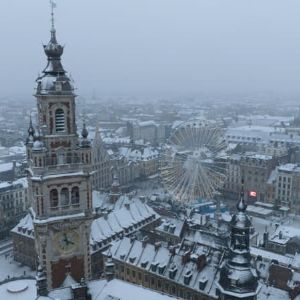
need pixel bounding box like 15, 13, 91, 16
27, 6, 92, 290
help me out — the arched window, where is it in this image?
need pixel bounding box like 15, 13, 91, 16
71, 187, 80, 205
50, 189, 58, 208
60, 188, 69, 207
55, 108, 65, 132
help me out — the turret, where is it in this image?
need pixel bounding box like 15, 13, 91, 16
36, 4, 73, 96
217, 189, 261, 299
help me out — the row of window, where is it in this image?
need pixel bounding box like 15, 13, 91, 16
116, 264, 207, 300
50, 187, 79, 208
279, 176, 291, 183
0, 190, 27, 200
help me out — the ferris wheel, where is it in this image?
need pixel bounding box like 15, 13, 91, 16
160, 119, 228, 203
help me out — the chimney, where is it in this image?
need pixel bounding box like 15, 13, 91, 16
139, 195, 146, 203
169, 245, 176, 256
263, 228, 269, 248
130, 235, 136, 243
199, 277, 208, 290
154, 242, 161, 251
181, 250, 191, 265
183, 270, 192, 285
142, 236, 149, 248
71, 278, 90, 300
169, 223, 176, 234
196, 254, 206, 272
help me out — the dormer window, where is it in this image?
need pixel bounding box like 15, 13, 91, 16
55, 108, 65, 132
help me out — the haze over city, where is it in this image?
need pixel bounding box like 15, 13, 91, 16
2, 0, 300, 97
2, 1, 300, 300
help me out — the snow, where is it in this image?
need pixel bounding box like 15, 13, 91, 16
258, 284, 290, 300
61, 274, 77, 287
0, 177, 28, 190
0, 279, 36, 300
34, 212, 85, 224
246, 205, 273, 216
31, 171, 85, 181
90, 197, 158, 249
250, 246, 293, 266
0, 162, 14, 172
0, 252, 35, 282
278, 163, 300, 173
11, 213, 34, 238
88, 279, 177, 300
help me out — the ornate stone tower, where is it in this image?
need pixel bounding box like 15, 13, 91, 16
217, 193, 260, 300
27, 6, 93, 290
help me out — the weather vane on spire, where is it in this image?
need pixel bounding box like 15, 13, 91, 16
50, 0, 56, 31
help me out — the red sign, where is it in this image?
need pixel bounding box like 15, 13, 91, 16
249, 191, 257, 197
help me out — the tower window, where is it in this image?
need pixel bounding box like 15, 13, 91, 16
50, 189, 58, 208
55, 108, 65, 132
60, 188, 69, 207
71, 187, 80, 205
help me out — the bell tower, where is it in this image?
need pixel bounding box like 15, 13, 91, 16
27, 2, 92, 290
216, 190, 261, 300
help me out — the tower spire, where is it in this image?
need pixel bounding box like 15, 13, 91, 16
50, 0, 56, 33
217, 178, 260, 299
36, 0, 74, 95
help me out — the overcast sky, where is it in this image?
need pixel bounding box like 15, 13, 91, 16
1, 0, 300, 98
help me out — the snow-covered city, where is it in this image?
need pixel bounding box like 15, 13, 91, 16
1, 1, 300, 299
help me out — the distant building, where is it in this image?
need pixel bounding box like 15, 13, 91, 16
0, 160, 23, 181
223, 152, 280, 202
275, 164, 300, 211
0, 177, 28, 239
127, 120, 168, 145
91, 127, 112, 190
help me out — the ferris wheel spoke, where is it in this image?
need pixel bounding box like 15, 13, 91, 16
161, 120, 228, 203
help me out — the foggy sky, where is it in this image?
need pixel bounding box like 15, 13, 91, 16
1, 0, 300, 98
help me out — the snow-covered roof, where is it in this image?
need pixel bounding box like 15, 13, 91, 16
278, 163, 300, 173
0, 177, 28, 190
156, 218, 185, 237
11, 213, 34, 238
0, 278, 177, 300
0, 162, 15, 172
90, 198, 159, 251
107, 237, 219, 298
13, 198, 159, 252
118, 146, 159, 162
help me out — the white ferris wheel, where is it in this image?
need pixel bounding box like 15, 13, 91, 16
160, 120, 228, 203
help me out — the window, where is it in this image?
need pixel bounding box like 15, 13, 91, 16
60, 188, 69, 206
50, 189, 58, 208
71, 187, 79, 205
55, 108, 65, 132
57, 149, 65, 165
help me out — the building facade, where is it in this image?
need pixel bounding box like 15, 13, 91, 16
0, 177, 28, 239
26, 20, 93, 289
275, 164, 300, 211
91, 127, 112, 191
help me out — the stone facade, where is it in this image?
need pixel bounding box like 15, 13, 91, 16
25, 23, 93, 290
0, 177, 29, 239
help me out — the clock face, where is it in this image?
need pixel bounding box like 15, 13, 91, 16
54, 230, 80, 254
